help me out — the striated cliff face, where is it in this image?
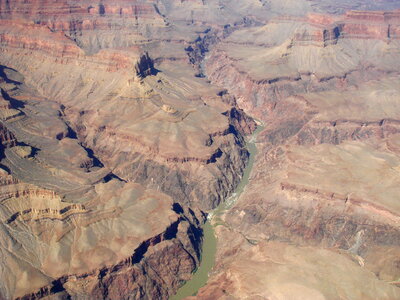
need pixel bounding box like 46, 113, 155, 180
0, 0, 257, 298
0, 67, 210, 299
192, 6, 400, 300
0, 10, 253, 211
0, 0, 399, 299
0, 0, 167, 54
298, 10, 400, 45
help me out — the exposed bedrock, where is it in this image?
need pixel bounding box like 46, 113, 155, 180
0, 0, 167, 54
0, 65, 211, 299
1, 0, 400, 299
194, 8, 400, 299
73, 118, 250, 210
0, 19, 253, 210
204, 10, 400, 117
0, 6, 257, 298
15, 215, 203, 300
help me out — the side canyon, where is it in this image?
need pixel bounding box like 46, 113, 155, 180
0, 0, 399, 299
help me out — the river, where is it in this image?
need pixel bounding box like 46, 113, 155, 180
170, 122, 264, 300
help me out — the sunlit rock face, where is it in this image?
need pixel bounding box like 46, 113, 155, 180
0, 0, 400, 299
193, 4, 400, 300
0, 1, 256, 298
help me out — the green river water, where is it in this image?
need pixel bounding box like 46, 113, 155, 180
170, 123, 264, 300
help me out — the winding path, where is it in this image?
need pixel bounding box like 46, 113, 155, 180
171, 122, 264, 300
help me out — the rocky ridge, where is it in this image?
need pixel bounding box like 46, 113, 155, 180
0, 0, 257, 298
0, 67, 211, 299
191, 6, 400, 300
0, 0, 400, 299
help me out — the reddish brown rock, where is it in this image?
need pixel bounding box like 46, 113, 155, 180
0, 0, 399, 299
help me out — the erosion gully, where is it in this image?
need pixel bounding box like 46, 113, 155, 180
171, 121, 264, 300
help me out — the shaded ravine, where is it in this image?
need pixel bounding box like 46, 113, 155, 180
170, 121, 264, 300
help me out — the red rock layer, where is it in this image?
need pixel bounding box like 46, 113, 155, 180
0, 20, 140, 72
0, 0, 159, 18
0, 0, 164, 31
291, 10, 400, 46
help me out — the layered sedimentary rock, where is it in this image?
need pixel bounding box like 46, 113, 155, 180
0, 0, 167, 54
193, 6, 400, 300
0, 0, 257, 298
0, 67, 209, 299
0, 0, 400, 299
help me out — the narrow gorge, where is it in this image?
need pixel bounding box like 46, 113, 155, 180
0, 1, 399, 300
171, 121, 265, 300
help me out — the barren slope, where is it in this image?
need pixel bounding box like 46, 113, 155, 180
0, 0, 400, 299
194, 6, 400, 300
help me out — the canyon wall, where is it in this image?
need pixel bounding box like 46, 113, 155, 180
0, 0, 260, 298
0, 0, 400, 299
194, 7, 400, 300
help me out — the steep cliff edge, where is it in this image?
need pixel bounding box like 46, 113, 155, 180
0, 68, 209, 299
0, 0, 399, 299
194, 8, 400, 300
0, 1, 256, 298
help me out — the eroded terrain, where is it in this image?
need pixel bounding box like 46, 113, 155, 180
0, 0, 399, 299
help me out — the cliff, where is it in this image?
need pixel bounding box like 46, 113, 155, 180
194, 7, 400, 300
0, 68, 208, 299
0, 0, 399, 299
291, 10, 400, 46
0, 1, 257, 298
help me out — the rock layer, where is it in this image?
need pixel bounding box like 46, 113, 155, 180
0, 0, 400, 299
0, 0, 257, 298
194, 5, 400, 300
0, 68, 209, 299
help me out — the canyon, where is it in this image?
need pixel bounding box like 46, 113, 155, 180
0, 0, 399, 299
